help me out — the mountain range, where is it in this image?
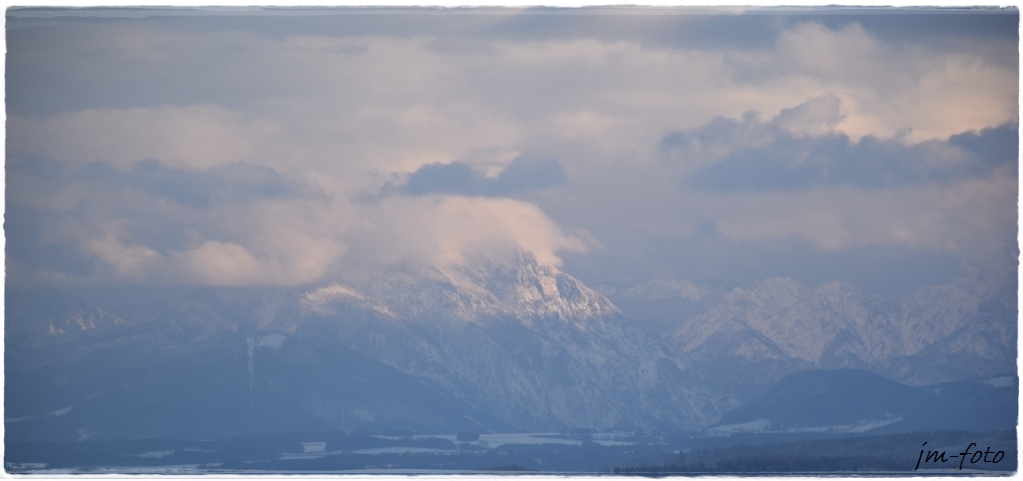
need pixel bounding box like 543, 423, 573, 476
600, 265, 1017, 402
5, 251, 1017, 442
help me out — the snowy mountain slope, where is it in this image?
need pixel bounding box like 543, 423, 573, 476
883, 281, 1018, 385
662, 266, 1017, 401
671, 278, 935, 368
5, 287, 524, 442
893, 264, 1011, 355
286, 251, 724, 430
341, 251, 622, 324
8, 253, 1010, 440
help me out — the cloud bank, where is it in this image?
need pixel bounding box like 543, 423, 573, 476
6, 8, 1017, 293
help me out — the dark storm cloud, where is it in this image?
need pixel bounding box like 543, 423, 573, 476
396, 155, 567, 198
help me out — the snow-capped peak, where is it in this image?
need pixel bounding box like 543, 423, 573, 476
298, 250, 620, 326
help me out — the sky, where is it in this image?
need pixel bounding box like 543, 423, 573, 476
5, 7, 1019, 296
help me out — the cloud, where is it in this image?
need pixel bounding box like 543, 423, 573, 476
948, 123, 1019, 169
344, 196, 590, 271
81, 159, 314, 208
8, 16, 1015, 183
771, 95, 844, 137
544, 96, 1016, 289
491, 155, 567, 194
394, 154, 567, 197
6, 152, 351, 287
8, 105, 269, 170
6, 151, 583, 287
5, 10, 1017, 294
399, 162, 484, 196
707, 175, 1017, 254
660, 97, 1018, 191
78, 232, 340, 288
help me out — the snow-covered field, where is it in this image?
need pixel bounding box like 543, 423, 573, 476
707, 418, 772, 436
983, 376, 1016, 388
413, 432, 585, 448
785, 417, 903, 434
353, 447, 454, 455
707, 417, 904, 436
481, 433, 582, 448
24, 464, 208, 475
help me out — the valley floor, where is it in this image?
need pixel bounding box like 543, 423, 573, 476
7, 429, 1016, 475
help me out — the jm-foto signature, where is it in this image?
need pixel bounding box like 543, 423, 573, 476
914, 442, 1006, 471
